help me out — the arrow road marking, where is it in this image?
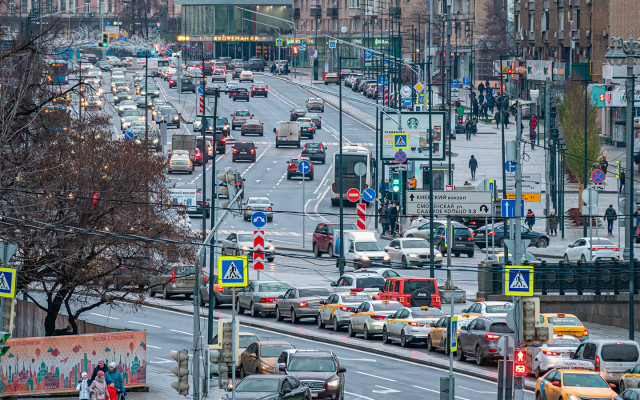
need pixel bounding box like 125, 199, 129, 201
372, 385, 401, 394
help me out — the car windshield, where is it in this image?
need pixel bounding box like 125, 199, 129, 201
355, 277, 385, 289
591, 238, 615, 246
174, 266, 195, 275
235, 377, 279, 393
562, 373, 609, 388
547, 316, 582, 326
413, 309, 444, 318
258, 283, 289, 292
236, 111, 250, 116
486, 304, 514, 313
288, 357, 336, 372
249, 198, 270, 205
299, 288, 331, 297
305, 144, 321, 150
239, 335, 259, 348
261, 344, 294, 358
549, 337, 581, 347
237, 234, 255, 242
326, 224, 356, 234
403, 280, 436, 294
601, 344, 640, 362
402, 240, 428, 249
343, 295, 371, 302
354, 242, 382, 251
489, 323, 514, 333
372, 302, 403, 311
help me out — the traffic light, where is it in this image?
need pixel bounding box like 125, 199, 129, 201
293, 46, 298, 55
170, 349, 189, 395
152, 44, 159, 55
514, 349, 527, 376
520, 297, 553, 344
391, 173, 400, 193
98, 33, 109, 48
207, 345, 229, 389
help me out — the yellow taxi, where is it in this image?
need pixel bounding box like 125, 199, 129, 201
540, 313, 589, 342
316, 291, 373, 332
535, 360, 621, 400
427, 314, 474, 354
619, 362, 640, 392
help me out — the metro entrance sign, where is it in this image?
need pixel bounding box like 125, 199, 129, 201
406, 191, 492, 216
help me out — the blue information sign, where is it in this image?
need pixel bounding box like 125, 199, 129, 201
501, 199, 525, 218
124, 131, 135, 141
505, 161, 516, 173
362, 188, 376, 203
297, 160, 311, 175
251, 212, 267, 228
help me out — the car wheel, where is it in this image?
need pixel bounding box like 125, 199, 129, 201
427, 335, 434, 351
309, 174, 314, 181
536, 238, 549, 248
291, 309, 300, 323
239, 365, 246, 379
147, 288, 155, 298
454, 252, 461, 257
317, 314, 325, 328
467, 252, 474, 258
327, 244, 333, 257
444, 339, 449, 355
250, 303, 259, 317
382, 328, 390, 344
535, 393, 541, 400
581, 255, 587, 262
400, 331, 409, 347
402, 256, 408, 267
200, 294, 206, 306
619, 381, 625, 393
499, 238, 505, 247
162, 286, 171, 300
475, 346, 484, 365
236, 300, 244, 315
313, 243, 322, 257
332, 317, 341, 332
348, 322, 356, 337
563, 254, 570, 263
287, 173, 291, 180
533, 366, 541, 379
212, 295, 220, 309
363, 325, 371, 340
275, 307, 283, 321
456, 344, 466, 361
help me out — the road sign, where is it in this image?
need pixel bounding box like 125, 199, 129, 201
451, 79, 460, 88
378, 84, 384, 93
156, 28, 161, 33
254, 230, 265, 270
218, 256, 248, 287
104, 26, 119, 34
592, 183, 605, 191
394, 150, 407, 164
506, 173, 542, 202
251, 211, 267, 228
356, 203, 366, 229
450, 316, 458, 352
300, 39, 306, 45
504, 265, 534, 296
166, 49, 172, 56
393, 133, 408, 149
354, 162, 367, 177
406, 191, 492, 216
488, 180, 497, 201
462, 77, 471, 86
378, 76, 384, 85
591, 169, 605, 184
297, 160, 311, 175
160, 49, 166, 56
346, 188, 360, 202
328, 40, 336, 49
400, 85, 412, 98
0, 243, 18, 265
414, 82, 424, 92
275, 38, 283, 46
403, 98, 411, 107
197, 86, 204, 95
417, 93, 426, 105
505, 161, 516, 173
299, 44, 305, 51
362, 188, 376, 202
501, 199, 525, 218
309, 49, 316, 58
364, 51, 372, 60
124, 131, 135, 141
582, 187, 598, 205
0, 267, 16, 298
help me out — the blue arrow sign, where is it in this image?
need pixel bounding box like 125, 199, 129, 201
166, 49, 172, 56
297, 160, 311, 175
300, 39, 306, 45
505, 161, 516, 173
251, 211, 267, 228
378, 76, 384, 85
124, 131, 135, 141
501, 199, 525, 218
197, 86, 204, 95
362, 188, 376, 203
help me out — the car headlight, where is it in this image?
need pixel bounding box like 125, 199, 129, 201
153, 138, 159, 144
241, 246, 249, 251
360, 255, 370, 261
383, 255, 390, 261
327, 377, 340, 388
566, 395, 581, 400
269, 245, 275, 251
260, 361, 271, 369
409, 253, 418, 258
120, 117, 125, 121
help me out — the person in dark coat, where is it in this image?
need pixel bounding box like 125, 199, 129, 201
495, 110, 501, 128
525, 209, 535, 230
478, 82, 485, 95
379, 203, 388, 235
104, 362, 124, 399
604, 204, 617, 235
503, 110, 510, 127
469, 155, 478, 180
90, 359, 108, 384
548, 211, 558, 236
620, 169, 625, 193
389, 202, 399, 237
465, 119, 473, 140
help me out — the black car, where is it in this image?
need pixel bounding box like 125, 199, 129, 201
232, 141, 256, 162
456, 317, 515, 365
251, 84, 268, 97
279, 350, 346, 400
96, 61, 112, 72
290, 108, 307, 121
433, 222, 475, 257
301, 143, 326, 164
205, 83, 221, 95
82, 55, 100, 64
203, 131, 227, 154
304, 113, 322, 129
245, 58, 266, 71
473, 223, 550, 249
233, 88, 250, 102
232, 67, 244, 79
222, 375, 311, 400
180, 77, 195, 93
168, 75, 178, 88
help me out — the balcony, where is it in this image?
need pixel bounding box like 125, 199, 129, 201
327, 7, 338, 18
293, 7, 300, 18
572, 29, 580, 41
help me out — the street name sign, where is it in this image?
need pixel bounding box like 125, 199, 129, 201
406, 191, 492, 216
218, 256, 248, 287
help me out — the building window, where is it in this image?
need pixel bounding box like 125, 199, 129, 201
541, 10, 548, 31
558, 7, 564, 31
8, 0, 15, 12
528, 11, 534, 32
60, 0, 66, 11
85, 0, 91, 13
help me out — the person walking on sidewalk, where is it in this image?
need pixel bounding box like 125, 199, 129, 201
548, 211, 558, 236
525, 209, 535, 230
495, 110, 501, 128
469, 155, 478, 180
619, 169, 625, 193
530, 115, 538, 149
465, 119, 473, 140
106, 381, 117, 400
88, 371, 107, 400
389, 202, 399, 237
270, 63, 276, 75
90, 359, 108, 383
105, 362, 125, 400
600, 156, 609, 178
604, 204, 617, 235
76, 372, 90, 400
379, 203, 388, 235
408, 175, 417, 190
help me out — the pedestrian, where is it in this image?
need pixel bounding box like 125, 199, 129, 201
76, 372, 90, 400
495, 110, 501, 128
478, 81, 485, 96
465, 119, 473, 140
620, 169, 625, 193
604, 204, 617, 235
469, 155, 478, 180
389, 202, 399, 237
270, 63, 276, 75
408, 175, 417, 190
600, 156, 609, 178
529, 126, 537, 150
386, 200, 394, 234
479, 93, 485, 105
548, 211, 558, 236
485, 80, 491, 93
105, 362, 125, 400
503, 110, 510, 127
88, 371, 107, 400
482, 101, 488, 119
283, 63, 289, 75
379, 203, 388, 235
525, 209, 535, 230
106, 381, 117, 400
90, 359, 108, 383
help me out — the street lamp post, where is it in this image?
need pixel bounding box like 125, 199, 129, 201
605, 30, 639, 341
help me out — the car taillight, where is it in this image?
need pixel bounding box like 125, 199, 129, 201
370, 315, 386, 320
260, 298, 275, 303
170, 268, 176, 283
168, 160, 173, 164
233, 148, 237, 153
250, 149, 255, 154
170, 80, 174, 83
289, 162, 293, 167
595, 355, 600, 372
299, 302, 308, 307
583, 329, 589, 337
202, 270, 208, 283
246, 206, 251, 210
612, 248, 620, 251
468, 237, 474, 241
408, 322, 425, 327
217, 286, 223, 292
485, 334, 501, 340
221, 138, 226, 142
252, 88, 255, 90
186, 160, 192, 165
268, 207, 272, 210
488, 231, 494, 235
542, 350, 560, 356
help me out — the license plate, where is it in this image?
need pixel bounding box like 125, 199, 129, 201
311, 393, 318, 398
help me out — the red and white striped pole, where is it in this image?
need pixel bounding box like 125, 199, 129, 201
253, 230, 265, 272
356, 204, 366, 230
384, 85, 389, 106
198, 94, 204, 114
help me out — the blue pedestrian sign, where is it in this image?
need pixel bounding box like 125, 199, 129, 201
362, 188, 376, 203
251, 212, 267, 228
0, 267, 17, 298
501, 199, 525, 218
218, 256, 248, 287
449, 316, 458, 352
297, 160, 311, 175
124, 131, 135, 141
328, 40, 337, 49
166, 49, 172, 56
504, 265, 534, 296
393, 133, 408, 149
462, 77, 471, 86
275, 38, 283, 47
505, 161, 516, 173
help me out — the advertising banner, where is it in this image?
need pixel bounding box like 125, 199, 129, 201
382, 112, 445, 161
0, 331, 146, 396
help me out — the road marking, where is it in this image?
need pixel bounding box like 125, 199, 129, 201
148, 358, 174, 364
91, 313, 119, 320
344, 392, 374, 400
127, 321, 161, 328
412, 385, 438, 393
371, 385, 400, 394
146, 344, 161, 349
353, 371, 396, 382
459, 386, 494, 394
170, 329, 194, 336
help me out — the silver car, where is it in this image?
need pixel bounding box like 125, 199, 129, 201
382, 306, 445, 346
243, 197, 273, 222
236, 280, 291, 316
348, 300, 403, 340
168, 152, 194, 174
118, 100, 137, 115
220, 232, 275, 262
384, 238, 443, 268
274, 287, 331, 323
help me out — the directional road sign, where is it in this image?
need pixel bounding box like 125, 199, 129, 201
197, 86, 204, 95
406, 191, 492, 216
346, 188, 360, 202
166, 49, 172, 56
124, 131, 135, 141
275, 38, 283, 46
462, 77, 471, 86
505, 161, 516, 173
501, 199, 525, 218
251, 211, 267, 228
450, 316, 458, 352
297, 159, 311, 175
394, 150, 407, 164
218, 256, 248, 287
393, 133, 408, 149
299, 44, 306, 52
378, 76, 384, 85
0, 267, 17, 298
591, 169, 605, 184
362, 188, 376, 203
506, 173, 542, 202
504, 265, 534, 296
300, 39, 306, 45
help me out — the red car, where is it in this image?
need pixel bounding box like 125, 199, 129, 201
286, 157, 314, 180
311, 222, 357, 257
375, 277, 441, 308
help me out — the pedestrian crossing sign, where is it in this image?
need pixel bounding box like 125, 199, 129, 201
218, 256, 248, 287
328, 40, 337, 49
275, 38, 283, 47
0, 268, 16, 298
393, 133, 408, 149
504, 266, 533, 296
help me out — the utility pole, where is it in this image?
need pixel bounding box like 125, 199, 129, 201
544, 78, 551, 236
500, 54, 506, 196
427, 0, 435, 279
144, 51, 149, 143
514, 104, 523, 269
445, 0, 452, 184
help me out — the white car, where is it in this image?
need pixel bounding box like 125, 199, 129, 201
316, 292, 373, 332
117, 100, 137, 115
531, 334, 581, 377
382, 306, 445, 347
384, 238, 443, 268
347, 300, 403, 340
330, 272, 386, 296
111, 69, 125, 79
239, 71, 254, 82
563, 237, 621, 262
461, 301, 514, 318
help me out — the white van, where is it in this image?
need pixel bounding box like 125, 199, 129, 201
336, 230, 389, 269
273, 121, 301, 148
571, 339, 640, 387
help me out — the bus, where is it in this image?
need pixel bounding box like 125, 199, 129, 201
330, 145, 374, 206
48, 60, 68, 84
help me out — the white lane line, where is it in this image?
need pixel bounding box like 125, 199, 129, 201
412, 385, 438, 393
340, 358, 377, 362
146, 344, 162, 349
170, 329, 194, 336
344, 392, 374, 400
353, 371, 396, 382
127, 321, 161, 328
148, 358, 174, 364
459, 386, 494, 394
240, 143, 273, 176
90, 313, 119, 320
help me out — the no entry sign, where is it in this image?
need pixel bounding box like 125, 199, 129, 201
346, 188, 360, 202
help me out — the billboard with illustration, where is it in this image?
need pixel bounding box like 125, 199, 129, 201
0, 331, 146, 396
